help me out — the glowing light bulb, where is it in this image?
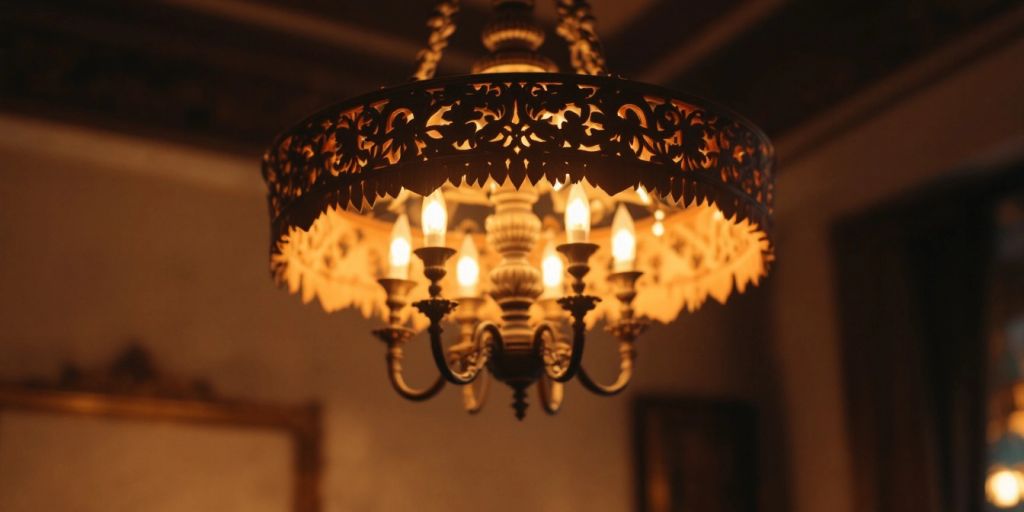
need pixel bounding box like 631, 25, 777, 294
987, 467, 1024, 508
652, 208, 666, 237
636, 185, 651, 204
651, 221, 665, 237
455, 233, 480, 297
564, 183, 590, 243
388, 214, 412, 280
421, 188, 448, 247
541, 239, 564, 298
611, 204, 636, 272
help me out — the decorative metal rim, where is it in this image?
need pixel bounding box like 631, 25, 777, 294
262, 72, 775, 252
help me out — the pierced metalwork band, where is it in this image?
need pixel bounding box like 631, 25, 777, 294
275, 0, 772, 419
263, 73, 774, 251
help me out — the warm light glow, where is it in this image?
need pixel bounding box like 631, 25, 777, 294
261, 0, 778, 420
611, 204, 636, 272
388, 214, 412, 279
1010, 411, 1024, 437
551, 173, 570, 191
987, 467, 1024, 508
456, 233, 481, 297
421, 188, 448, 247
541, 239, 564, 298
652, 209, 666, 237
565, 183, 591, 243
636, 185, 651, 204
1013, 382, 1024, 409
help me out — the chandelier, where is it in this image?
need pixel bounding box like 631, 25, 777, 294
262, 0, 774, 419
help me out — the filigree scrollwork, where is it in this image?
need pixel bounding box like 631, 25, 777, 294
538, 323, 572, 378
375, 298, 492, 408
408, 298, 494, 386
263, 73, 774, 254
543, 294, 599, 382
265, 0, 776, 422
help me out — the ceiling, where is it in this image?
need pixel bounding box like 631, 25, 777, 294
2, 0, 1019, 157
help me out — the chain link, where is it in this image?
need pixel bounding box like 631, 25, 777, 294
412, 0, 461, 81
412, 0, 609, 78
555, 0, 608, 75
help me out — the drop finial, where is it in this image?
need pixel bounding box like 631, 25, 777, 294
512, 385, 529, 420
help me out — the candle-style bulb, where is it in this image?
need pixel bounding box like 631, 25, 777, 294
455, 233, 480, 297
611, 204, 636, 272
388, 214, 412, 279
564, 183, 591, 243
421, 188, 448, 247
541, 238, 564, 298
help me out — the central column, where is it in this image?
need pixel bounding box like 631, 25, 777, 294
473, 0, 556, 73
485, 184, 543, 351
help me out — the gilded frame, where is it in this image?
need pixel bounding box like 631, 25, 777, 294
0, 346, 322, 512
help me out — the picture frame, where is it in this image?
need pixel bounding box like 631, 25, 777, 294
0, 345, 322, 512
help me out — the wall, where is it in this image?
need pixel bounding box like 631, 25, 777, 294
770, 33, 1024, 512
10, 25, 1016, 512
0, 114, 784, 511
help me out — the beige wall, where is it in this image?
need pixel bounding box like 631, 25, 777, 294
0, 115, 782, 510
770, 33, 1024, 512
0, 412, 294, 511
5, 30, 1019, 512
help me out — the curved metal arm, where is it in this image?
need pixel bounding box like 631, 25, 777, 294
540, 319, 584, 382
577, 340, 635, 396
543, 295, 598, 382
386, 344, 447, 402
536, 374, 565, 415
461, 372, 490, 414
413, 298, 491, 385
427, 317, 495, 385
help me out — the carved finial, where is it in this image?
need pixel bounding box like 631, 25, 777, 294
473, 0, 556, 73
512, 385, 529, 420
